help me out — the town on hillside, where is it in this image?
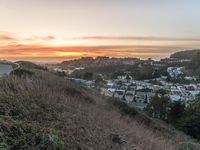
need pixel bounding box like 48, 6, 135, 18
49, 51, 200, 111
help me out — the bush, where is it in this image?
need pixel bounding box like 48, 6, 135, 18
0, 116, 65, 150
10, 68, 34, 77
177, 142, 200, 150
16, 61, 47, 71
178, 115, 200, 139
0, 69, 195, 150
108, 98, 138, 117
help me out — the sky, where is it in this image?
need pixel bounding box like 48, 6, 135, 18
0, 0, 200, 62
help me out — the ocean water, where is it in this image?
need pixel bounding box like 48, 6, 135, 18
0, 64, 13, 75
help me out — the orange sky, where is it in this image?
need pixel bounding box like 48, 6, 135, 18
1, 32, 200, 62
1, 0, 200, 63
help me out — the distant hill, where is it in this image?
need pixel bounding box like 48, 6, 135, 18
171, 50, 200, 75
58, 57, 140, 69
0, 67, 194, 149
170, 49, 200, 60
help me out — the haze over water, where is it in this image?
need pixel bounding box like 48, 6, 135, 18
0, 64, 12, 75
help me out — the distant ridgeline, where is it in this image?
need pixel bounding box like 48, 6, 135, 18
171, 49, 200, 75
58, 56, 140, 69
170, 49, 200, 60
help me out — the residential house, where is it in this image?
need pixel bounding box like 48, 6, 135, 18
114, 90, 125, 99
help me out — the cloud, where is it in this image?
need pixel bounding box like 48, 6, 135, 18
0, 44, 182, 60
0, 31, 56, 43
0, 35, 16, 41
25, 35, 56, 41
0, 31, 18, 41
76, 36, 200, 41
0, 31, 198, 62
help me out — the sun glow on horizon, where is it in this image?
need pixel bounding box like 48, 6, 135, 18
1, 0, 200, 62
54, 51, 92, 57
1, 32, 200, 63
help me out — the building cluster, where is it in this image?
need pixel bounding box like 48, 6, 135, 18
167, 67, 183, 78
101, 72, 200, 110
59, 57, 200, 110
160, 58, 191, 63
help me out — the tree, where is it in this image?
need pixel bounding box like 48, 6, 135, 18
95, 74, 106, 88
83, 72, 93, 80
116, 80, 123, 88
179, 115, 200, 139
112, 71, 125, 79
168, 101, 185, 125
175, 96, 200, 139
152, 69, 160, 78
55, 71, 66, 77
157, 89, 169, 96
146, 95, 170, 120
10, 68, 34, 77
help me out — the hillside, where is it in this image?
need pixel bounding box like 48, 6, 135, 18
58, 57, 140, 70
0, 68, 198, 150
170, 49, 200, 60
170, 50, 200, 75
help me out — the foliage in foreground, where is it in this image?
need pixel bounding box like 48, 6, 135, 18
177, 142, 200, 150
146, 93, 200, 141
108, 98, 138, 117
0, 71, 196, 150
0, 116, 64, 150
10, 67, 34, 77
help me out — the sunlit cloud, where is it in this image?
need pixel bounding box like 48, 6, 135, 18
0, 44, 182, 61
25, 36, 56, 41
0, 31, 200, 62
0, 35, 16, 41
0, 32, 18, 42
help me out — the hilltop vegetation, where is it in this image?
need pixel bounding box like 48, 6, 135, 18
171, 50, 200, 76
71, 63, 166, 80
67, 50, 200, 80
16, 61, 47, 71
59, 57, 140, 69
0, 63, 198, 150
145, 93, 200, 141
170, 49, 200, 60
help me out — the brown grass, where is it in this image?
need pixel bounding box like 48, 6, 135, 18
0, 71, 191, 150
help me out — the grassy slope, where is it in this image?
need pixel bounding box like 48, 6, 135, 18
0, 71, 197, 150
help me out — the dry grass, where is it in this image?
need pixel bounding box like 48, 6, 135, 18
0, 71, 192, 150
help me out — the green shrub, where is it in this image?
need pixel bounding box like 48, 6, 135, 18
177, 142, 200, 150
0, 116, 65, 150
10, 68, 34, 77
108, 98, 138, 116
16, 61, 47, 71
